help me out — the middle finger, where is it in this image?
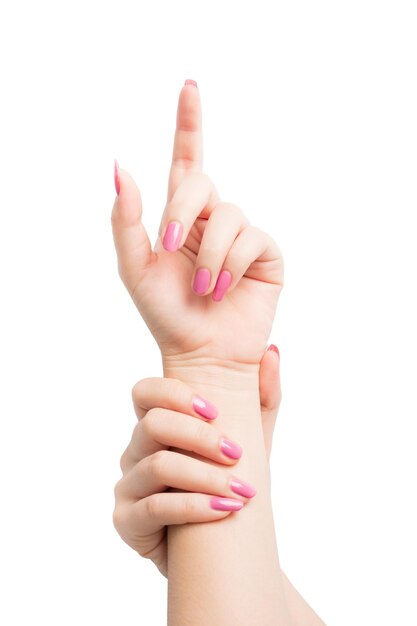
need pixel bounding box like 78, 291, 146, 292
120, 408, 243, 474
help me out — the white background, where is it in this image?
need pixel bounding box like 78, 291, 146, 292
1, 1, 416, 624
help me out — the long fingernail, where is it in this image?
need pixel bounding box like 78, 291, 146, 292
230, 477, 257, 498
184, 79, 198, 87
114, 159, 120, 195
192, 396, 218, 420
212, 270, 232, 302
193, 268, 211, 295
162, 221, 183, 252
220, 438, 242, 460
210, 497, 243, 511
267, 344, 280, 357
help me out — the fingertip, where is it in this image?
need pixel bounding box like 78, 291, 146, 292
114, 159, 120, 195
192, 395, 218, 420
267, 344, 280, 358
209, 497, 244, 512
162, 221, 183, 252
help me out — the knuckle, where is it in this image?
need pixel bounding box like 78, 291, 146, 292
146, 494, 164, 520
141, 408, 162, 438
147, 449, 170, 478
197, 172, 214, 188
131, 377, 152, 405
119, 450, 127, 473
112, 504, 127, 531
215, 201, 243, 220
113, 477, 123, 501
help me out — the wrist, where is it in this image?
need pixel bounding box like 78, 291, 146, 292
162, 352, 271, 491
162, 353, 261, 396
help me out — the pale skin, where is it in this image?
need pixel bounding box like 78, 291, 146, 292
113, 349, 325, 625
111, 80, 325, 625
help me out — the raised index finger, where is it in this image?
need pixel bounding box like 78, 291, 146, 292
166, 79, 203, 203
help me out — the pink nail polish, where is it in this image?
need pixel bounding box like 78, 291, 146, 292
184, 79, 198, 87
267, 344, 280, 357
212, 270, 232, 302
192, 396, 218, 420
114, 159, 120, 195
210, 497, 243, 511
220, 438, 242, 460
230, 477, 257, 498
163, 221, 183, 252
193, 268, 211, 295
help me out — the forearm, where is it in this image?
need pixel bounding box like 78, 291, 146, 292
163, 357, 292, 626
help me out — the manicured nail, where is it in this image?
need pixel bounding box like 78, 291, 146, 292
210, 497, 243, 511
193, 268, 211, 295
267, 344, 280, 357
230, 477, 257, 499
220, 438, 242, 460
192, 395, 218, 420
212, 270, 232, 302
162, 221, 183, 252
184, 79, 198, 87
114, 159, 120, 195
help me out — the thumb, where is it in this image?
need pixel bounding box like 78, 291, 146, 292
259, 345, 281, 460
259, 344, 281, 413
111, 160, 152, 298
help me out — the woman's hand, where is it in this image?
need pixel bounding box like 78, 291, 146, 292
113, 345, 281, 577
111, 81, 284, 370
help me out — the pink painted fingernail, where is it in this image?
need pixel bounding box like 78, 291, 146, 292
192, 395, 218, 420
230, 477, 257, 498
212, 270, 232, 302
267, 344, 280, 357
114, 159, 120, 195
210, 497, 244, 511
193, 268, 211, 295
220, 438, 243, 460
163, 221, 183, 252
184, 79, 198, 87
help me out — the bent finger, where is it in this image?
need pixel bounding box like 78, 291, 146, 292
115, 493, 245, 549
159, 172, 220, 252
120, 408, 243, 473
212, 225, 284, 301
190, 202, 249, 295
116, 449, 256, 502
132, 376, 218, 421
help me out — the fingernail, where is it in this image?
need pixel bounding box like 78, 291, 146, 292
184, 79, 198, 87
193, 268, 211, 295
267, 344, 280, 357
230, 477, 257, 498
210, 497, 244, 511
114, 159, 120, 195
162, 221, 183, 252
220, 438, 242, 460
212, 270, 232, 302
192, 395, 218, 420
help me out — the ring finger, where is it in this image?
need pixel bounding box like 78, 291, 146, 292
190, 202, 249, 295
115, 449, 256, 502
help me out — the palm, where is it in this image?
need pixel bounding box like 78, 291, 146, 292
132, 218, 283, 363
